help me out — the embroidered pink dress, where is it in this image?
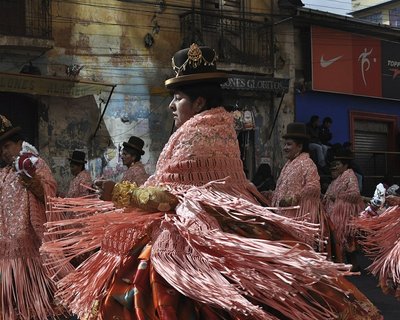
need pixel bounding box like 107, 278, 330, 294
271, 152, 330, 249
0, 157, 66, 319
42, 108, 381, 320
66, 169, 93, 198
121, 161, 149, 186
272, 152, 321, 221
323, 168, 364, 262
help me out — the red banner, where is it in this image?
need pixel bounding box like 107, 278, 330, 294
312, 26, 387, 99
312, 27, 353, 94
352, 35, 382, 97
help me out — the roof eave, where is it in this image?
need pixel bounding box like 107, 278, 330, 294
293, 7, 400, 42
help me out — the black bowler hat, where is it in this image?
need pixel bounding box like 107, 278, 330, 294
0, 115, 22, 143
123, 136, 145, 155
68, 150, 87, 164
282, 122, 310, 140
165, 43, 228, 89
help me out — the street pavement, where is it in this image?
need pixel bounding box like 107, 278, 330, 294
346, 251, 400, 319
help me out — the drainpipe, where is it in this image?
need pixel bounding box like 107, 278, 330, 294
92, 85, 116, 139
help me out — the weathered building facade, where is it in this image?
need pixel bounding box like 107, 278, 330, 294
0, 0, 298, 193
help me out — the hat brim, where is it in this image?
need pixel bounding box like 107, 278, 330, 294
68, 158, 87, 164
123, 142, 145, 155
0, 127, 22, 142
333, 156, 354, 160
282, 133, 309, 140
165, 72, 228, 89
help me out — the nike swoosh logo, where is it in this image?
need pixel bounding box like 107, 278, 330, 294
320, 55, 343, 68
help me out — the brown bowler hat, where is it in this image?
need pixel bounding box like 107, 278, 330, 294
333, 148, 354, 160
0, 115, 22, 142
165, 43, 228, 89
68, 150, 87, 164
282, 122, 309, 140
123, 136, 145, 155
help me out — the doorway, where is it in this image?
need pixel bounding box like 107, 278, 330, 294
350, 111, 399, 196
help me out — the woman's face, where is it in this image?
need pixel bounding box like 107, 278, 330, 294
1, 140, 22, 165
169, 91, 200, 128
69, 162, 83, 176
283, 139, 302, 160
330, 160, 346, 179
121, 149, 135, 167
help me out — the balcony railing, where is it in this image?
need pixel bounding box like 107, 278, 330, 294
180, 11, 272, 67
0, 0, 52, 39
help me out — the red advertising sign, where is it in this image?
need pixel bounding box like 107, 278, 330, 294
352, 35, 382, 97
311, 26, 397, 100
312, 26, 353, 94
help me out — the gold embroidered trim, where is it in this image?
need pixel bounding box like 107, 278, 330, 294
171, 43, 217, 77
112, 181, 138, 208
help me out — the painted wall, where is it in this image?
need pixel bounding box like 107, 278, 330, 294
352, 0, 387, 11
295, 90, 400, 144
28, 0, 279, 192
267, 14, 297, 175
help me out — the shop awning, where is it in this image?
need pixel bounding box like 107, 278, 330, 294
0, 72, 115, 98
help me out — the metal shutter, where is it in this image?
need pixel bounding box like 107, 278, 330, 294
354, 120, 389, 196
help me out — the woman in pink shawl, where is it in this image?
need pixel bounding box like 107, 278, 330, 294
0, 115, 73, 319
322, 148, 364, 267
42, 44, 381, 320
271, 123, 330, 251
66, 150, 93, 198
272, 122, 321, 219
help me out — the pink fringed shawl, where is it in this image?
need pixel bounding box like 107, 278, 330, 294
121, 161, 149, 186
0, 158, 71, 320
66, 170, 93, 198
272, 152, 322, 222
145, 107, 249, 190
323, 169, 364, 247
357, 206, 400, 299
44, 183, 357, 320
42, 108, 380, 319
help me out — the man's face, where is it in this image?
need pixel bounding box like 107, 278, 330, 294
1, 140, 22, 165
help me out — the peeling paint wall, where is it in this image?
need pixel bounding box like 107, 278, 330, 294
269, 1, 298, 178
40, 0, 179, 189
28, 0, 290, 190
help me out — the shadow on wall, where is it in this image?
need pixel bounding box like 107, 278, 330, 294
40, 94, 113, 194
0, 93, 39, 146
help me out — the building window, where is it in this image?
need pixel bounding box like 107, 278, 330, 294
389, 7, 400, 27
0, 0, 52, 38
180, 1, 271, 66
361, 12, 383, 24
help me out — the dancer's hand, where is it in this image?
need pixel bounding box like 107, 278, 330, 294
385, 195, 400, 206
93, 179, 116, 201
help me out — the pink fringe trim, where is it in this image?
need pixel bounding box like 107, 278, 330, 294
42, 196, 164, 317
41, 183, 374, 318
329, 199, 363, 247
152, 198, 354, 320
0, 257, 58, 320
356, 206, 400, 297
